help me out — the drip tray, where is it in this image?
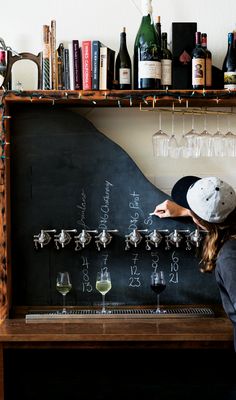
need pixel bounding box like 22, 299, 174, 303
25, 307, 215, 322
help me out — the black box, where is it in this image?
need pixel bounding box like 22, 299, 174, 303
172, 22, 197, 89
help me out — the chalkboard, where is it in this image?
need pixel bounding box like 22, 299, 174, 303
9, 103, 220, 307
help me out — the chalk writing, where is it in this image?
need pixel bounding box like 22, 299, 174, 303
169, 251, 179, 284
151, 251, 160, 273
128, 191, 141, 230
129, 253, 141, 287
76, 188, 89, 229
81, 256, 93, 293
99, 180, 113, 229
144, 214, 153, 226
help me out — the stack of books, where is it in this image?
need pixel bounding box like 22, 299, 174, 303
41, 21, 115, 91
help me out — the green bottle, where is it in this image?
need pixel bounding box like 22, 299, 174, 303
133, 0, 161, 89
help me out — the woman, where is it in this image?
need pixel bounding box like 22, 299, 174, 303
153, 176, 236, 351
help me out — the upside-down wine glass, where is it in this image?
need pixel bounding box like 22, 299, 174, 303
152, 111, 169, 157
56, 271, 72, 314
96, 269, 112, 314
150, 270, 167, 314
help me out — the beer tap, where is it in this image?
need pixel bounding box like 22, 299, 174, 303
145, 229, 169, 250
125, 229, 148, 250
54, 229, 77, 249
95, 229, 119, 251
186, 228, 204, 250
165, 229, 190, 249
33, 229, 56, 249
74, 229, 98, 251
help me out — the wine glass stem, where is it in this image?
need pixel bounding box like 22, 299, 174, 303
62, 294, 66, 314
156, 294, 160, 313
102, 294, 106, 313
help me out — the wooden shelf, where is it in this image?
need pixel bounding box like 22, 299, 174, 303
2, 89, 236, 108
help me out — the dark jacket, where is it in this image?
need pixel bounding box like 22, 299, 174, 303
215, 239, 236, 351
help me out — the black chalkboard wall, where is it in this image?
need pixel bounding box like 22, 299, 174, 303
9, 103, 220, 307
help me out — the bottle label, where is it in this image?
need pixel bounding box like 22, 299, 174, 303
119, 68, 131, 84
192, 58, 205, 86
161, 59, 172, 85
224, 71, 236, 89
139, 60, 161, 79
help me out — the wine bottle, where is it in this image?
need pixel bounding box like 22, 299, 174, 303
0, 50, 7, 87
222, 32, 236, 90
133, 0, 161, 90
161, 32, 172, 90
192, 32, 206, 89
115, 27, 132, 90
155, 15, 162, 51
201, 33, 212, 89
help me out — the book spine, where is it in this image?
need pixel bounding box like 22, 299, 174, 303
50, 19, 58, 89
99, 46, 107, 90
64, 48, 70, 90
72, 40, 82, 90
92, 40, 101, 90
68, 42, 74, 90
57, 43, 65, 90
42, 25, 51, 90
82, 40, 92, 90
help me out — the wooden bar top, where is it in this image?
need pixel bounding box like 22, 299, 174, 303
0, 306, 233, 350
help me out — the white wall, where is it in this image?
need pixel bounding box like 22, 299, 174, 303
2, 0, 236, 194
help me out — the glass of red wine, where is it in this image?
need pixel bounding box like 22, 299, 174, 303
150, 270, 167, 314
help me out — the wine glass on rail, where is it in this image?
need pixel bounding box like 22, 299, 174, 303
96, 269, 112, 314
150, 270, 166, 314
56, 271, 72, 314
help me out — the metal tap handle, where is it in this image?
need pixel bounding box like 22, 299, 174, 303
54, 229, 77, 249
33, 229, 56, 249
74, 229, 98, 251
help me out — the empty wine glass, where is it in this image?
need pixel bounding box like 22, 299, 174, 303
183, 114, 200, 158
212, 113, 225, 157
96, 269, 112, 314
168, 111, 179, 158
224, 113, 236, 157
198, 112, 213, 157
150, 270, 167, 314
56, 271, 72, 314
152, 111, 169, 157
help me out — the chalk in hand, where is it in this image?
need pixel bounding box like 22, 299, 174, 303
149, 212, 155, 215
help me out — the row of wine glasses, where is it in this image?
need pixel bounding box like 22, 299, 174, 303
56, 270, 167, 314
152, 112, 236, 158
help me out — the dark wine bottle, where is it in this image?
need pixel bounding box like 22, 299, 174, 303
0, 50, 7, 88
115, 27, 132, 90
201, 33, 212, 89
161, 32, 172, 90
133, 0, 161, 90
155, 15, 161, 51
222, 32, 236, 89
192, 31, 206, 89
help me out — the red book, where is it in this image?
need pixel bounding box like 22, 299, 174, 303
82, 40, 92, 90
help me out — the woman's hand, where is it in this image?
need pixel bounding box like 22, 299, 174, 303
152, 199, 191, 218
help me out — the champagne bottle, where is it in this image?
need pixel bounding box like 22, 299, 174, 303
161, 32, 172, 90
0, 50, 7, 87
115, 27, 132, 90
222, 32, 236, 89
201, 33, 212, 89
192, 32, 206, 89
133, 0, 161, 90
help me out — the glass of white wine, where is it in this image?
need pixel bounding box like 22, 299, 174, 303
56, 271, 72, 314
95, 269, 112, 314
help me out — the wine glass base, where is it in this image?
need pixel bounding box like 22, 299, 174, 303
152, 309, 167, 314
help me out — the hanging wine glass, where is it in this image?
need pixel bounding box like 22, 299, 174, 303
179, 113, 189, 158
152, 111, 169, 157
212, 113, 225, 157
224, 112, 236, 157
198, 111, 213, 157
168, 111, 179, 158
183, 113, 200, 158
